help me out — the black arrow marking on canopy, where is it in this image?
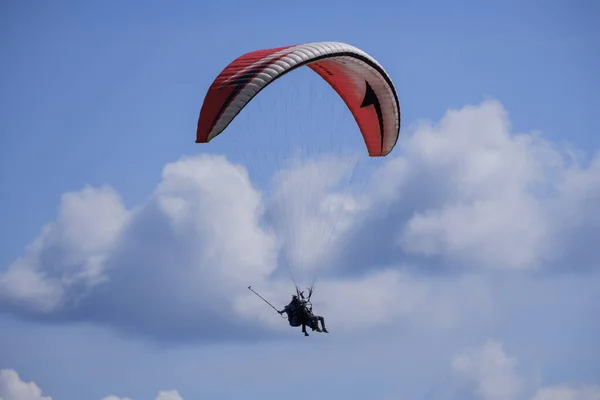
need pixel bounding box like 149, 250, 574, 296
360, 80, 385, 153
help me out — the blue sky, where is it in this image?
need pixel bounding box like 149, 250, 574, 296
1, 1, 599, 399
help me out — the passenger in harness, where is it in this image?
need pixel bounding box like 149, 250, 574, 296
278, 291, 329, 336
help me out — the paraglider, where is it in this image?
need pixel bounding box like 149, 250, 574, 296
248, 286, 328, 337
196, 41, 400, 156
278, 292, 328, 337
196, 42, 401, 336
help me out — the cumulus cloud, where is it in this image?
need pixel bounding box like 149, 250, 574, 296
0, 155, 280, 341
532, 385, 600, 400
100, 391, 181, 400
154, 391, 182, 400
338, 100, 600, 272
268, 153, 366, 275
0, 186, 129, 313
0, 371, 182, 400
447, 342, 600, 400
102, 397, 133, 400
1, 99, 599, 342
0, 369, 52, 400
452, 340, 523, 400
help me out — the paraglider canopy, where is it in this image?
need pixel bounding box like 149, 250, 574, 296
196, 42, 400, 156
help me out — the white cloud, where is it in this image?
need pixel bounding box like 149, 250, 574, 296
100, 391, 182, 400
449, 341, 600, 400
155, 391, 182, 400
0, 100, 599, 342
267, 153, 367, 279
0, 155, 276, 327
532, 385, 600, 400
0, 186, 128, 313
392, 101, 562, 269
0, 369, 182, 400
152, 154, 277, 287
101, 397, 133, 400
337, 99, 600, 272
452, 340, 523, 400
0, 369, 52, 400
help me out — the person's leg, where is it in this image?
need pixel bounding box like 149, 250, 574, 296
302, 323, 309, 336
317, 316, 328, 333
308, 316, 321, 332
